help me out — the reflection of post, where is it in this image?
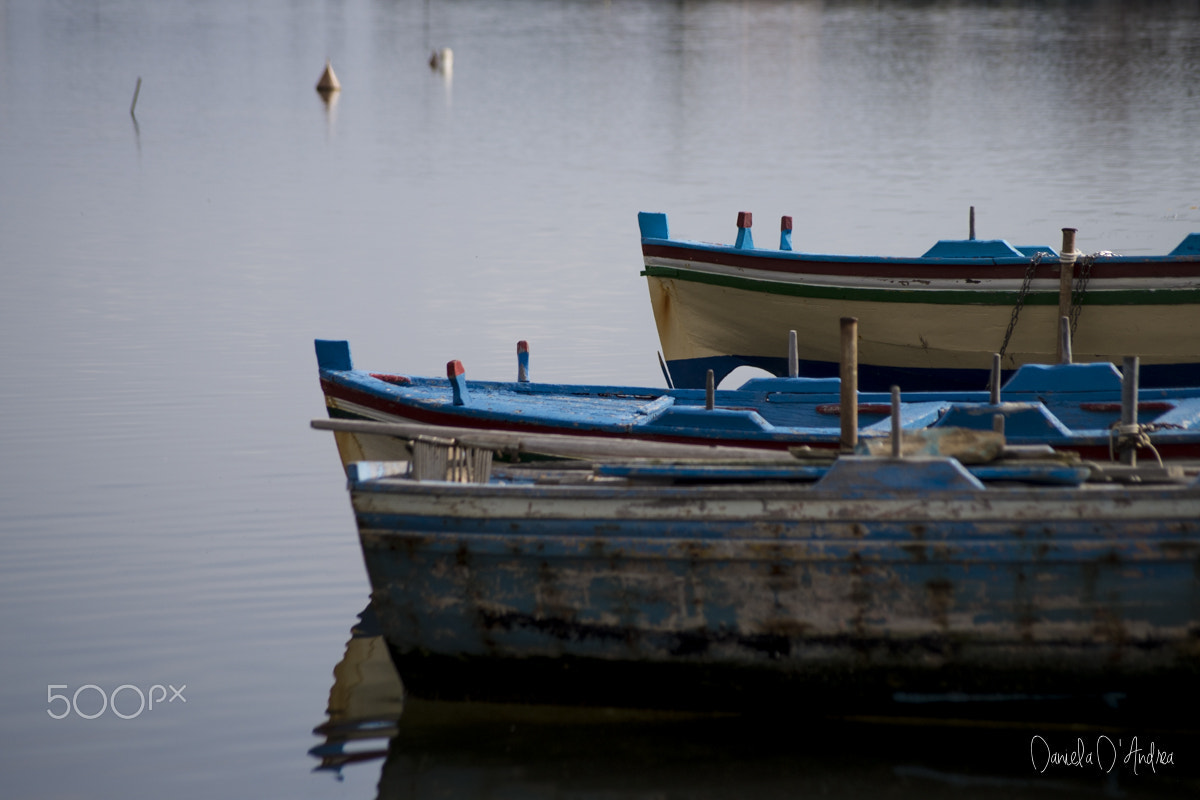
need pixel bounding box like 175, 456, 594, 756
839, 317, 858, 452
889, 385, 901, 458
1057, 228, 1077, 363
130, 77, 142, 151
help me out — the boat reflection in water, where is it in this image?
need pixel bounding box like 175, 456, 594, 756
312, 604, 1200, 798
310, 604, 405, 774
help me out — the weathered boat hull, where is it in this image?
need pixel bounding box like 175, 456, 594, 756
349, 457, 1200, 715
641, 212, 1200, 390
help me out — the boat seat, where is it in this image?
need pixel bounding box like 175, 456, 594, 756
920, 239, 1027, 259
1169, 233, 1200, 256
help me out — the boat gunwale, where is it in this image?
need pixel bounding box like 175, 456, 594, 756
348, 466, 1200, 512
642, 237, 1200, 277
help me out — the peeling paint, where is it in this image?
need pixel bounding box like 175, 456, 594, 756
350, 459, 1200, 710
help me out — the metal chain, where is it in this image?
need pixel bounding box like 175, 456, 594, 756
1069, 254, 1095, 336
999, 253, 1041, 359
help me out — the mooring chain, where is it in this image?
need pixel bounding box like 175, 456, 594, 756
1001, 251, 1098, 358
999, 253, 1041, 359
1069, 254, 1095, 336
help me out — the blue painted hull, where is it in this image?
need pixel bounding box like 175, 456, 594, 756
316, 339, 1200, 462
641, 211, 1200, 391
664, 353, 1200, 395
347, 456, 1200, 716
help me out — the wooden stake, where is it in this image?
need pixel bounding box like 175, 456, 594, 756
788, 330, 799, 378
1057, 228, 1077, 363
839, 317, 858, 452
1121, 356, 1139, 466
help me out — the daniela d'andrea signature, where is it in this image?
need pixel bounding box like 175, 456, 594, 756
1031, 735, 1175, 775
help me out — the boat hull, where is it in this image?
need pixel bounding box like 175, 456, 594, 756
316, 338, 1200, 470
351, 459, 1200, 715
316, 339, 1200, 468
647, 272, 1200, 391
641, 213, 1200, 391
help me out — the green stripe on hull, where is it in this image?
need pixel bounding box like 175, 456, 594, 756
641, 266, 1200, 306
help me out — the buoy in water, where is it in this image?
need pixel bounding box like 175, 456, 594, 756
316, 60, 341, 93
429, 48, 453, 76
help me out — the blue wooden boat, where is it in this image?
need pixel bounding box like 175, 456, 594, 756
640, 210, 1200, 391
332, 445, 1200, 717
315, 339, 1200, 466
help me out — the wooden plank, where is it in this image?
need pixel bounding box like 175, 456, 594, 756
311, 418, 795, 462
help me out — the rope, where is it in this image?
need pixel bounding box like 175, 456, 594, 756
1108, 423, 1164, 467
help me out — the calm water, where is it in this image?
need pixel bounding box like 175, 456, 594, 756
2, 0, 1199, 797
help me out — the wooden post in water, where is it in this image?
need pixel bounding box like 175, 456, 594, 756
788, 330, 799, 378
1057, 228, 1077, 363
839, 317, 858, 452
1121, 356, 1140, 466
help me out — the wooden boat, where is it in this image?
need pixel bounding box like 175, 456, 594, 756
332, 440, 1200, 718
640, 210, 1200, 391
315, 339, 1200, 467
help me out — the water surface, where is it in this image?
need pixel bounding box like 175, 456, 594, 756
1, 0, 1198, 797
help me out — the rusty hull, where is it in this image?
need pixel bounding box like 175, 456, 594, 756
349, 457, 1200, 716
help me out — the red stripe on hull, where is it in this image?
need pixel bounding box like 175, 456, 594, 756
320, 379, 1200, 461
643, 243, 1200, 282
